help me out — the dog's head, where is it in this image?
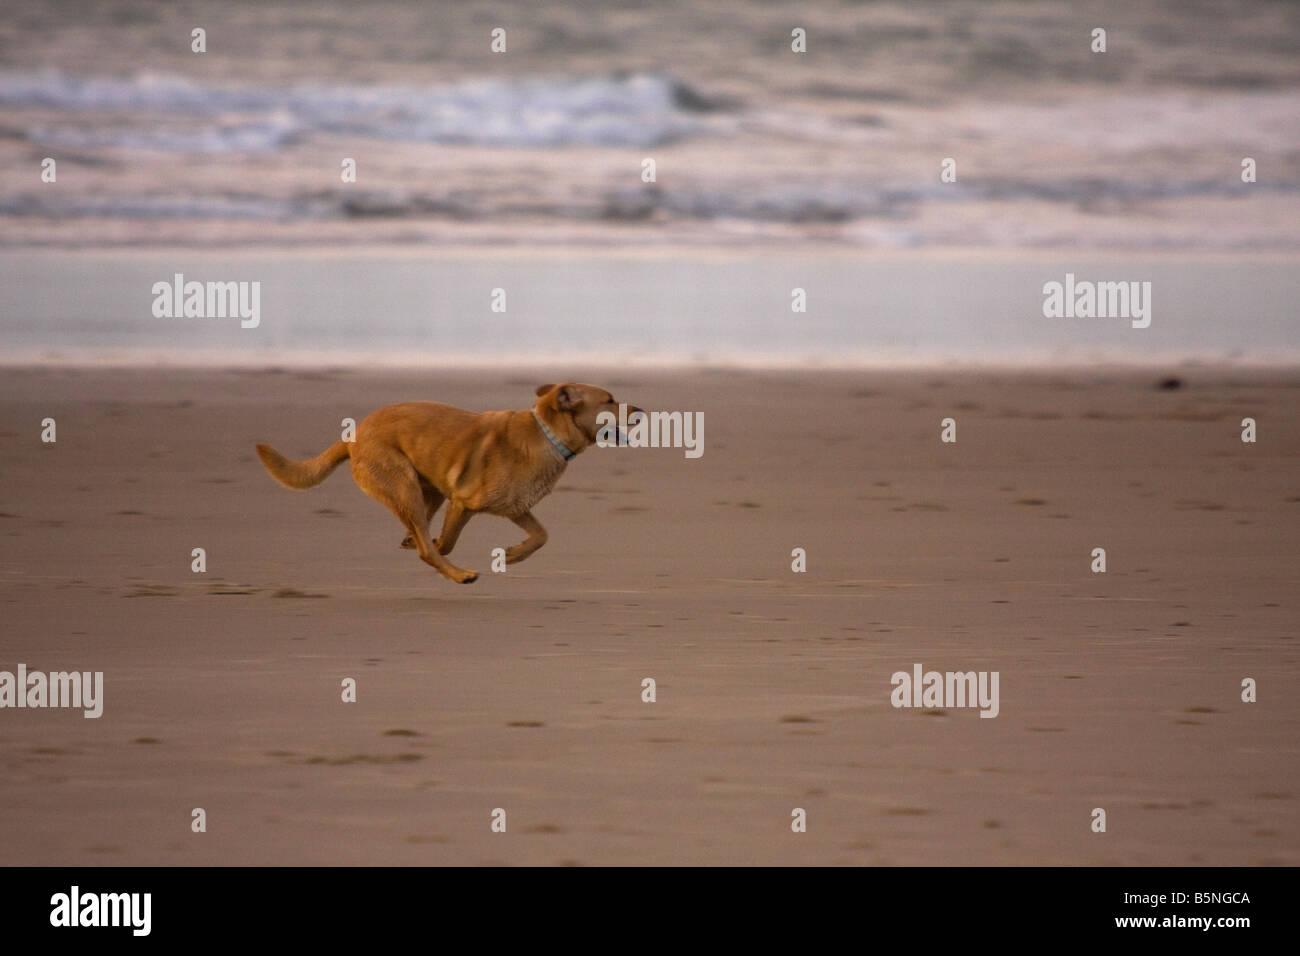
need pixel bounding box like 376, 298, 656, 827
533, 383, 642, 452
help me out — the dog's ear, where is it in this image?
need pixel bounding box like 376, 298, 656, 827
556, 385, 581, 411
534, 384, 556, 397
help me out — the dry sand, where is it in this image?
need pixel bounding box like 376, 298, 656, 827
0, 366, 1296, 865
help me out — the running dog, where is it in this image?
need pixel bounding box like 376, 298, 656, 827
256, 383, 641, 583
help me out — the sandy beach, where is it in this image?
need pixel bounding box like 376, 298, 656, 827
0, 365, 1295, 866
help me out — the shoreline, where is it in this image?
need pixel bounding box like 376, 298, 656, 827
4, 357, 1300, 371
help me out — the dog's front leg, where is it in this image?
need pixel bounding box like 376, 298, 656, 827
435, 500, 472, 555
505, 511, 548, 564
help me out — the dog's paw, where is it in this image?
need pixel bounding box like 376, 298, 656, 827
458, 571, 479, 584
400, 535, 415, 549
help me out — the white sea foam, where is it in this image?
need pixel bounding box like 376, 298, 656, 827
0, 69, 705, 150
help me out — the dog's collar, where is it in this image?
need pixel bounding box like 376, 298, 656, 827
532, 409, 576, 461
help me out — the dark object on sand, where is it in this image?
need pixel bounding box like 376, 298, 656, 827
1157, 377, 1183, 390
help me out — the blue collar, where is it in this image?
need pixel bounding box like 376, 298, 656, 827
532, 409, 576, 461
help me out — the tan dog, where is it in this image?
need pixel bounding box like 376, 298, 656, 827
256, 383, 640, 584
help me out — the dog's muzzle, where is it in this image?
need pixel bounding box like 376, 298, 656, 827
618, 405, 646, 445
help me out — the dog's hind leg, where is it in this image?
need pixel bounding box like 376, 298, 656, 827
505, 511, 549, 565
401, 481, 445, 550
434, 500, 473, 555
351, 452, 477, 584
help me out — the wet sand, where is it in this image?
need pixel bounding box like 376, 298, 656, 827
0, 366, 1296, 865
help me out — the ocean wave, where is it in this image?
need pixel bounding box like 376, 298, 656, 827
6, 174, 1295, 232
0, 70, 710, 150
27, 119, 302, 154
0, 193, 326, 221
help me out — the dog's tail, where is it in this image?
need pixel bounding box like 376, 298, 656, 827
256, 441, 350, 490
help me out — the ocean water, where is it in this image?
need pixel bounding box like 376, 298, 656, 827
1, 0, 1298, 252
0, 70, 705, 151
1, 1, 1296, 366
1, 66, 1296, 250
2, 252, 1295, 366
